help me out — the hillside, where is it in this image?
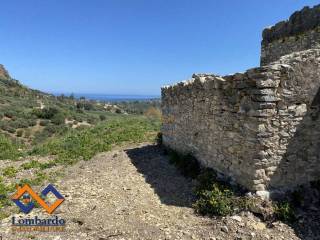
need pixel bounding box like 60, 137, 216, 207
0, 65, 161, 147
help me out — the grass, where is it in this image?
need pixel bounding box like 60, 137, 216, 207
30, 116, 160, 165
166, 148, 304, 223
0, 177, 14, 209
0, 134, 23, 160
166, 149, 254, 216
273, 201, 296, 223
193, 168, 254, 216
2, 166, 18, 178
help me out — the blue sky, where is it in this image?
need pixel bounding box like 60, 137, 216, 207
0, 0, 319, 95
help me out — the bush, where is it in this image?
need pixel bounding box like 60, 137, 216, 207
99, 115, 107, 121
33, 107, 59, 119
2, 166, 17, 178
274, 201, 296, 223
16, 129, 23, 137
144, 107, 162, 120
193, 169, 254, 217
24, 129, 31, 138
21, 160, 41, 170
194, 183, 234, 216
76, 102, 94, 111
51, 113, 65, 125
4, 110, 15, 118
39, 119, 50, 126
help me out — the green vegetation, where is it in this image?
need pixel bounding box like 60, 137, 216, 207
166, 148, 306, 223
0, 69, 163, 219
0, 134, 23, 160
116, 99, 160, 115
0, 176, 14, 209
31, 116, 160, 165
2, 166, 17, 178
274, 201, 296, 222
166, 149, 254, 216
193, 169, 254, 216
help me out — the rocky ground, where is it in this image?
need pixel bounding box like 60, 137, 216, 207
0, 143, 318, 239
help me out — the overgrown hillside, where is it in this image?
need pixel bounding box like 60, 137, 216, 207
0, 65, 161, 147
0, 64, 161, 219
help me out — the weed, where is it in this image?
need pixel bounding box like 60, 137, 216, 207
2, 166, 18, 178
274, 201, 296, 223
0, 134, 23, 160
21, 160, 41, 170
30, 117, 160, 165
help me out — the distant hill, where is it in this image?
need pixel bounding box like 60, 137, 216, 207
0, 64, 161, 145
0, 64, 11, 79
0, 64, 119, 144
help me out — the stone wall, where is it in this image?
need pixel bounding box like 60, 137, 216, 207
161, 49, 320, 191
261, 4, 320, 65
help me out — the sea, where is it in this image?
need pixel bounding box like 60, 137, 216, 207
51, 93, 160, 102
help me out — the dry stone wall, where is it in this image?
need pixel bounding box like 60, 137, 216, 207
162, 49, 320, 191
161, 4, 320, 192
261, 4, 320, 65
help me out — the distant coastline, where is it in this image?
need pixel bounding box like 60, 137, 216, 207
51, 93, 160, 102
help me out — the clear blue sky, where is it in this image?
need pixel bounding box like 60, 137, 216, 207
0, 0, 319, 95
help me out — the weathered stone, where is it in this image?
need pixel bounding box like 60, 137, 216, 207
161, 6, 320, 192
261, 4, 320, 65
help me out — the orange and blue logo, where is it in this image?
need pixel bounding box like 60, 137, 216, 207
11, 184, 64, 214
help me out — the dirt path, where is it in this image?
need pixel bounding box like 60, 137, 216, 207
0, 144, 301, 239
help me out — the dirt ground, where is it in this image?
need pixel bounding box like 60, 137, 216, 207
0, 143, 317, 240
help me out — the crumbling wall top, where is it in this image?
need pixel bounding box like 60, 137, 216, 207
262, 4, 320, 44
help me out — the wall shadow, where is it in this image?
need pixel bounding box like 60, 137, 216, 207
125, 145, 195, 208
269, 87, 320, 239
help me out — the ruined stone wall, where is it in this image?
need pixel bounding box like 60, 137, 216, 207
261, 4, 320, 66
161, 49, 320, 191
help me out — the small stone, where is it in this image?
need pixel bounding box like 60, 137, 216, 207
221, 225, 229, 233
230, 215, 242, 222
256, 190, 270, 200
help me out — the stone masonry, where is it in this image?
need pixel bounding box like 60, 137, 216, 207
161, 5, 320, 191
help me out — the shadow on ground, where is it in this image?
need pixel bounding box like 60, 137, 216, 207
125, 145, 195, 208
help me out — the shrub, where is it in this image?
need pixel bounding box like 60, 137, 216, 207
16, 129, 23, 137
27, 119, 37, 127
0, 135, 22, 160
144, 107, 162, 120
33, 107, 59, 119
39, 119, 50, 126
193, 168, 254, 217
2, 125, 16, 134
4, 110, 15, 118
274, 201, 296, 223
2, 166, 17, 178
194, 183, 234, 216
76, 102, 94, 111
21, 160, 41, 170
24, 129, 31, 138
99, 114, 107, 121
51, 113, 65, 125
0, 177, 14, 208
